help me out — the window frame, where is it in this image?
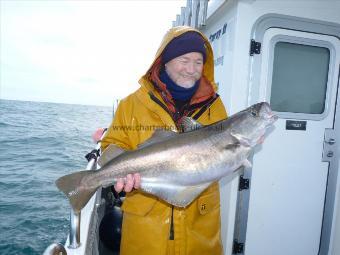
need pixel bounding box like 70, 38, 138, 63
266, 34, 336, 120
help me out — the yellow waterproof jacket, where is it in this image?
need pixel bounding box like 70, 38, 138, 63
101, 26, 227, 255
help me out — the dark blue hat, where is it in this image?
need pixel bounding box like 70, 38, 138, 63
162, 31, 207, 64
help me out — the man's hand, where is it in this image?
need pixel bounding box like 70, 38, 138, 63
114, 173, 141, 193
92, 127, 140, 192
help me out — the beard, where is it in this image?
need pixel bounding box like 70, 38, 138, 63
176, 74, 200, 88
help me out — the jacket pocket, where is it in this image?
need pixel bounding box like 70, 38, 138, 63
121, 191, 157, 216
197, 188, 220, 215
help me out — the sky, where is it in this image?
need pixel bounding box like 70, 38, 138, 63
0, 0, 186, 106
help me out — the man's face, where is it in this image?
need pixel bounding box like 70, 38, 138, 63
165, 52, 204, 88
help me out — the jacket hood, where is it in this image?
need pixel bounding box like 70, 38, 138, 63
139, 26, 217, 91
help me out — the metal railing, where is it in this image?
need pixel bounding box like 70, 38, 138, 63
68, 208, 81, 249
43, 131, 106, 254
172, 0, 208, 28
69, 132, 106, 249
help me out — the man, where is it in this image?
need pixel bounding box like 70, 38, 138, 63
100, 26, 227, 255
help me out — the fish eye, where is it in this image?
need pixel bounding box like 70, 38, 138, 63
250, 109, 257, 117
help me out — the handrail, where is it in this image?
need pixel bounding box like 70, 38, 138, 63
43, 130, 107, 254
68, 210, 81, 248
172, 0, 208, 28
198, 0, 208, 27
68, 131, 106, 249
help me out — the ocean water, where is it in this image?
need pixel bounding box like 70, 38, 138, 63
0, 99, 112, 255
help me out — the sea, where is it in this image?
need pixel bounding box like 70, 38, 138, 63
0, 99, 113, 255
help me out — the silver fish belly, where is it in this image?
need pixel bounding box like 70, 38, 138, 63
56, 102, 277, 212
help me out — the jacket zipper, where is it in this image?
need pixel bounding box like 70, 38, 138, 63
169, 206, 174, 240
148, 92, 220, 241
149, 92, 219, 124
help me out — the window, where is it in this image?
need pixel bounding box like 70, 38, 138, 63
270, 42, 330, 114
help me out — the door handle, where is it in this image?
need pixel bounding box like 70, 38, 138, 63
325, 139, 335, 145
327, 151, 334, 158
323, 129, 336, 162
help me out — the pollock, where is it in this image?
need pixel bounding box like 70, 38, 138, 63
56, 102, 277, 212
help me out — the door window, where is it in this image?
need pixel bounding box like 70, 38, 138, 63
270, 42, 330, 114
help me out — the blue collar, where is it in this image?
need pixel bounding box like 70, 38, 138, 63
159, 70, 199, 101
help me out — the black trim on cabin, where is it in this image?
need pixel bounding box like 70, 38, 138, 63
250, 39, 261, 56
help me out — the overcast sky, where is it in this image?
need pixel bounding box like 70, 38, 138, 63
0, 0, 186, 106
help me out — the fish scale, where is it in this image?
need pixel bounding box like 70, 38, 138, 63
56, 102, 277, 212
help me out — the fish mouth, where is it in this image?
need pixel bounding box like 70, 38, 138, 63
262, 115, 278, 130
263, 104, 278, 124
268, 114, 278, 124
257, 134, 265, 144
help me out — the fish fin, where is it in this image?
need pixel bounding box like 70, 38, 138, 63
98, 144, 125, 167
138, 129, 178, 149
242, 159, 252, 168
56, 170, 97, 213
170, 183, 212, 207
141, 179, 211, 207
224, 143, 241, 150
230, 131, 251, 147
179, 117, 203, 133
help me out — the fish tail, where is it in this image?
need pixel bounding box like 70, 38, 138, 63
56, 170, 97, 212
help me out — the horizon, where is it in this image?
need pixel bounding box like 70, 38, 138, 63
0, 97, 116, 108
0, 0, 186, 106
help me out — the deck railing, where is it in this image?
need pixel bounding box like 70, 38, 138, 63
43, 131, 106, 255
69, 131, 106, 249
172, 0, 208, 28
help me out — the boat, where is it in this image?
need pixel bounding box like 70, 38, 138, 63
44, 1, 340, 254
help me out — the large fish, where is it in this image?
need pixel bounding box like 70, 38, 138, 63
56, 102, 277, 212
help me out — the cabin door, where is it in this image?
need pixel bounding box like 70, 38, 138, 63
245, 28, 340, 255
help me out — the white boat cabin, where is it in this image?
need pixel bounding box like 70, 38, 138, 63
44, 1, 340, 255
178, 1, 340, 255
